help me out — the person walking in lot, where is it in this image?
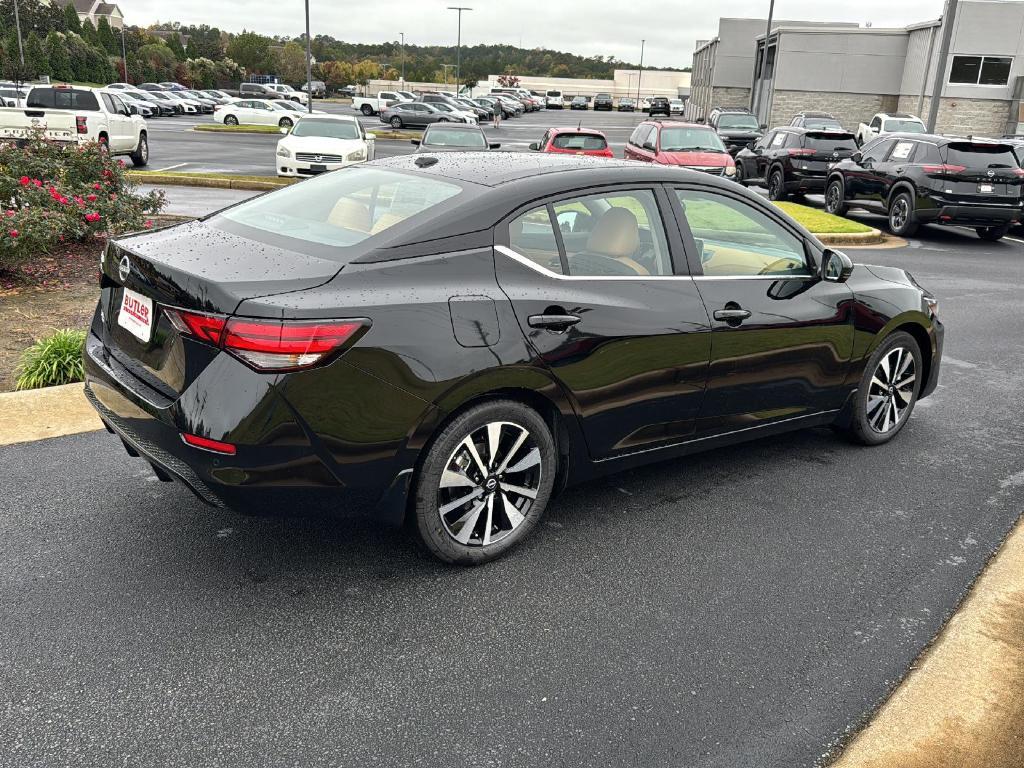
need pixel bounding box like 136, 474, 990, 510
492, 104, 501, 130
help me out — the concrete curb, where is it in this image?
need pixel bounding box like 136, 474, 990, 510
190, 126, 420, 141
828, 515, 1024, 767
130, 174, 292, 191
0, 383, 102, 446
817, 229, 886, 246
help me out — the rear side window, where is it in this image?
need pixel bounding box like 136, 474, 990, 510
214, 167, 464, 258
509, 206, 564, 274
27, 88, 99, 110
803, 132, 857, 151
944, 144, 1018, 169
551, 133, 607, 150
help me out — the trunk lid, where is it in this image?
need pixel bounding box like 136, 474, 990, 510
799, 132, 858, 175
99, 219, 344, 396
934, 142, 1023, 202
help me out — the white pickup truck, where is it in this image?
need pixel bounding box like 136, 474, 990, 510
351, 90, 410, 116
0, 85, 149, 166
855, 112, 927, 146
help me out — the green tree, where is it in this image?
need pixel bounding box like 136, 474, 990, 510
23, 31, 45, 79
273, 41, 306, 83
226, 31, 272, 73
183, 25, 223, 60
80, 19, 100, 48
63, 3, 81, 33
165, 32, 186, 61
184, 57, 216, 88
96, 16, 119, 55
46, 31, 74, 82
212, 57, 244, 88
136, 42, 177, 82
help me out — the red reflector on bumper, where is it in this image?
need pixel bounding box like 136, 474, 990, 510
181, 432, 237, 455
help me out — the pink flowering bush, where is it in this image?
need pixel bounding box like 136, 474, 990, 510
1, 133, 165, 269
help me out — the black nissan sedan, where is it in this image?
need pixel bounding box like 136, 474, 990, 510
85, 154, 943, 565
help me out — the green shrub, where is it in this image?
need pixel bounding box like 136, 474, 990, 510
1, 133, 165, 269
15, 329, 87, 390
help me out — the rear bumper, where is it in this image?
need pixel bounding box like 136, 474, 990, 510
83, 329, 424, 523
916, 203, 1022, 227
785, 171, 828, 192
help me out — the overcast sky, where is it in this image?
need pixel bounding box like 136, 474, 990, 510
127, 0, 947, 69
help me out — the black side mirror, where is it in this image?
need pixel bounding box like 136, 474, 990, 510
489, 143, 501, 149
759, 123, 768, 130
410, 139, 420, 146
528, 142, 540, 151
643, 141, 656, 151
851, 151, 863, 164
822, 249, 854, 283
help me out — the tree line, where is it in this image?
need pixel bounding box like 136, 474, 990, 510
1, 1, 686, 92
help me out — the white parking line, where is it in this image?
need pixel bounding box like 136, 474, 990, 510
1005, 236, 1024, 245
153, 163, 188, 172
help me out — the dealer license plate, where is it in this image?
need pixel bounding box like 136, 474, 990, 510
978, 183, 994, 193
118, 288, 153, 343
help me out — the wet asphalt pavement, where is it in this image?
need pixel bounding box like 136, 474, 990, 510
1, 209, 1023, 767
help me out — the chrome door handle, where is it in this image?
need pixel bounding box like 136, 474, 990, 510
528, 313, 581, 331
713, 308, 751, 322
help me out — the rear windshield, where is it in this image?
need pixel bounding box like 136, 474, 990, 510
658, 127, 725, 152
27, 88, 99, 110
944, 143, 1018, 169
803, 118, 843, 130
213, 167, 464, 257
552, 133, 608, 150
883, 119, 925, 133
291, 119, 361, 140
717, 114, 758, 130
804, 132, 857, 150
424, 127, 487, 148
546, 91, 561, 97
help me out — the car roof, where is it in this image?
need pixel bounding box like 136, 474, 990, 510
644, 120, 711, 129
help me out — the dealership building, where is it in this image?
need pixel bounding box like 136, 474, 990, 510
689, 2, 1024, 135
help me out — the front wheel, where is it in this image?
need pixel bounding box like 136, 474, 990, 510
734, 161, 746, 186
825, 179, 848, 216
840, 331, 922, 446
888, 191, 919, 237
224, 115, 238, 126
977, 224, 1010, 242
413, 400, 557, 565
767, 169, 787, 201
129, 133, 148, 167
278, 117, 293, 129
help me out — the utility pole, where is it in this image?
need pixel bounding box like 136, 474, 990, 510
12, 0, 25, 67
636, 39, 645, 101
400, 32, 405, 84
303, 0, 313, 113
120, 25, 128, 83
926, 0, 958, 132
441, 63, 456, 88
752, 0, 775, 117
447, 6, 471, 94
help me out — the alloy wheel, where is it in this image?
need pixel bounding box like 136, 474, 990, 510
866, 347, 916, 434
890, 198, 909, 231
437, 421, 542, 547
826, 183, 842, 213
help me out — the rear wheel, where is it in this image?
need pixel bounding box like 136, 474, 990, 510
390, 116, 402, 128
767, 168, 787, 201
977, 224, 1010, 242
413, 400, 556, 565
224, 115, 238, 126
734, 161, 747, 186
129, 132, 148, 167
888, 191, 919, 237
278, 117, 293, 129
825, 178, 848, 216
840, 331, 922, 446
360, 104, 374, 116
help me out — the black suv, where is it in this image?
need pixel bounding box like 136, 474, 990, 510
789, 111, 844, 130
708, 107, 764, 155
594, 93, 613, 111
735, 127, 858, 199
825, 134, 1024, 241
648, 97, 671, 117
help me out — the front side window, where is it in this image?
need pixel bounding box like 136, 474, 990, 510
890, 141, 916, 161
949, 55, 1013, 86
675, 190, 810, 278
214, 167, 464, 256
862, 138, 896, 164
551, 190, 672, 277
771, 132, 787, 148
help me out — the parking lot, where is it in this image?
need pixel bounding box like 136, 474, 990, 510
2, 219, 1023, 765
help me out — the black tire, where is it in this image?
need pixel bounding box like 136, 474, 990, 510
438, 117, 449, 123
840, 331, 923, 446
888, 191, 919, 237
767, 168, 787, 201
278, 117, 293, 129
825, 178, 848, 216
390, 116, 402, 128
224, 115, 238, 126
976, 224, 1010, 242
413, 400, 557, 565
360, 104, 374, 116
129, 132, 148, 167
734, 161, 747, 186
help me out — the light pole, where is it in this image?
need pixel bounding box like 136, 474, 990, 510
636, 39, 645, 102
441, 63, 456, 89
926, 0, 959, 132
400, 32, 405, 84
447, 6, 471, 94
120, 25, 128, 83
12, 0, 25, 68
752, 0, 775, 117
303, 0, 313, 113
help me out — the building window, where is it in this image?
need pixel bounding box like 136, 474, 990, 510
949, 55, 1013, 86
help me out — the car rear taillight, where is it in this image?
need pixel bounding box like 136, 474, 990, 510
921, 164, 966, 175
75, 115, 87, 134
164, 308, 366, 371
787, 148, 815, 157
181, 432, 236, 455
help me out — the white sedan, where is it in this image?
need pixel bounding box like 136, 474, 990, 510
269, 99, 327, 115
215, 99, 305, 128
276, 114, 376, 177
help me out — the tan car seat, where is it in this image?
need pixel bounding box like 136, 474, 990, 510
579, 207, 649, 275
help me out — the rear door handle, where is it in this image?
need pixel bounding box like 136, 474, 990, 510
528, 313, 581, 331
713, 308, 751, 322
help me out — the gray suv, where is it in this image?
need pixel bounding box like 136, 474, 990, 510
239, 83, 277, 98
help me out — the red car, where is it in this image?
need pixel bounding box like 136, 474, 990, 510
529, 127, 614, 158
624, 120, 736, 178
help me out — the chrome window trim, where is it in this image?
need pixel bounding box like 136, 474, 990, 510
495, 245, 816, 282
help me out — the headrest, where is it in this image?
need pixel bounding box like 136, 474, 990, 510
586, 207, 640, 259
